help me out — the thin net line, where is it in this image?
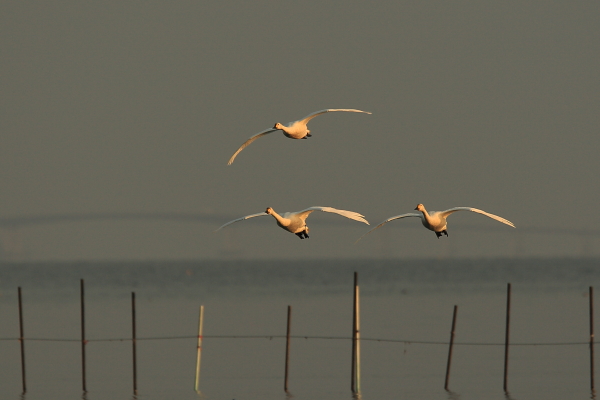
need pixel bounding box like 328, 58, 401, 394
0, 335, 592, 346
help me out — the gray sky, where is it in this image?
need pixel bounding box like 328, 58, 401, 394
1, 1, 599, 260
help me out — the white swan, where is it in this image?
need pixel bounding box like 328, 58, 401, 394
227, 109, 371, 165
356, 203, 515, 242
216, 206, 370, 239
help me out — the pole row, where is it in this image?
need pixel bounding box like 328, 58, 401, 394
11, 279, 597, 396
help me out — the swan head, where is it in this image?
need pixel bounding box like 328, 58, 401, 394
273, 123, 284, 130
414, 204, 425, 212
265, 207, 274, 215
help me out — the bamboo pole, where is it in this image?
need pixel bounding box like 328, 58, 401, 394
350, 272, 361, 394
503, 283, 511, 393
132, 292, 137, 395
590, 286, 595, 393
18, 287, 26, 393
444, 305, 458, 390
284, 305, 292, 393
194, 305, 204, 393
80, 279, 87, 393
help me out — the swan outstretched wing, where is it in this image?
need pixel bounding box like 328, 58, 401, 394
440, 207, 515, 228
227, 128, 278, 165
296, 206, 370, 224
355, 213, 421, 243
299, 109, 372, 125
214, 212, 269, 231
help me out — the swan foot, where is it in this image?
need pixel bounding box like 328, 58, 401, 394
436, 230, 449, 238
435, 231, 449, 238
295, 229, 310, 239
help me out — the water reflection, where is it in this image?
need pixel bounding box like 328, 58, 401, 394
445, 390, 460, 400
504, 391, 517, 400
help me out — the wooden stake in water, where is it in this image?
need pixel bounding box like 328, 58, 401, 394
355, 284, 361, 394
503, 282, 511, 393
132, 292, 137, 395
18, 287, 26, 393
284, 305, 292, 393
194, 305, 204, 393
444, 305, 458, 391
590, 286, 595, 393
351, 272, 356, 393
80, 279, 87, 393
351, 272, 361, 394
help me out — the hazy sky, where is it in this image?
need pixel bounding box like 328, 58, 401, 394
1, 1, 599, 260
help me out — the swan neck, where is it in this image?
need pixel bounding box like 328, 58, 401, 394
269, 210, 290, 226
420, 208, 432, 223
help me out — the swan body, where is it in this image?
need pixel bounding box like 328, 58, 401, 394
216, 206, 369, 239
356, 203, 515, 242
227, 109, 371, 165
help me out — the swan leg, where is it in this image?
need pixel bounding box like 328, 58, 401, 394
442, 230, 448, 237
295, 232, 305, 239
436, 232, 442, 239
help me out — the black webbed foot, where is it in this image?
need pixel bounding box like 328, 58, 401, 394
296, 232, 305, 239
442, 230, 448, 237
436, 232, 442, 238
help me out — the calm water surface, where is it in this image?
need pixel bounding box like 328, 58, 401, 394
0, 258, 599, 400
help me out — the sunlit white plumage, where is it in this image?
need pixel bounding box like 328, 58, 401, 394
227, 109, 371, 165
356, 203, 515, 242
216, 206, 369, 239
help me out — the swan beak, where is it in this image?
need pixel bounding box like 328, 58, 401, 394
414, 206, 418, 210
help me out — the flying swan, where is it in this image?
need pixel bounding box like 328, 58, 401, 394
227, 109, 371, 165
356, 203, 515, 242
216, 206, 370, 239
